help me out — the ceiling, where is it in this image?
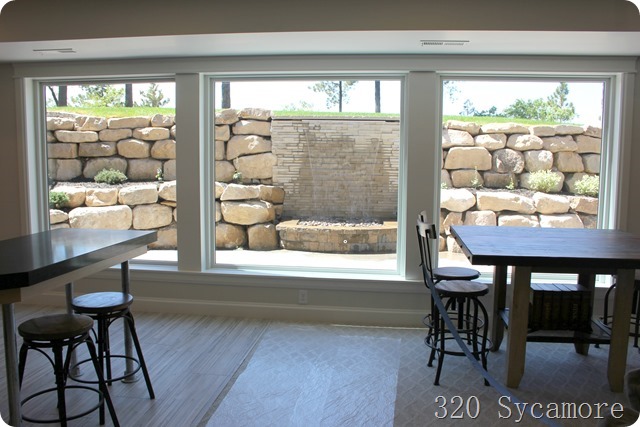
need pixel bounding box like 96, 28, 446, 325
1, 30, 640, 63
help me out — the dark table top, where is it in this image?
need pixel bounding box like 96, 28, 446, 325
0, 229, 157, 290
450, 225, 640, 270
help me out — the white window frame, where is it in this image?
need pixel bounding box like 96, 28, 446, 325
13, 56, 636, 289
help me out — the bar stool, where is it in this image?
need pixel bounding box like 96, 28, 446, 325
600, 271, 640, 349
70, 292, 155, 399
418, 210, 480, 284
18, 313, 120, 426
417, 218, 490, 386
425, 280, 490, 386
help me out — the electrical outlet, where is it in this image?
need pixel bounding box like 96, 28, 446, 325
298, 290, 308, 305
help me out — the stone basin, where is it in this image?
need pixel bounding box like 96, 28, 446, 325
276, 220, 397, 254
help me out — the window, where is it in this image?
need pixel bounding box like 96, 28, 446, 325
438, 78, 608, 282
43, 80, 177, 263
18, 56, 634, 286
210, 78, 402, 272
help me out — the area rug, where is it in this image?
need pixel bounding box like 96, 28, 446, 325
203, 322, 640, 427
205, 323, 402, 427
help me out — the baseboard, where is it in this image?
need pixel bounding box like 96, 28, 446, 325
23, 291, 426, 327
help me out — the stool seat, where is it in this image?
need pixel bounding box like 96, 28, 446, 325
72, 292, 133, 314
433, 266, 481, 282
435, 280, 488, 297
18, 314, 94, 341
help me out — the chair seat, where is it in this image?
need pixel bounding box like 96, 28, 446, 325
433, 266, 480, 281
72, 292, 133, 314
18, 314, 94, 341
435, 280, 488, 297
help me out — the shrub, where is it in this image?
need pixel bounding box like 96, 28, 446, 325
94, 168, 128, 185
49, 191, 70, 209
574, 175, 599, 197
527, 170, 561, 193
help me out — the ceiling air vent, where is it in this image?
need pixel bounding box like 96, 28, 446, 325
32, 48, 77, 55
420, 40, 469, 47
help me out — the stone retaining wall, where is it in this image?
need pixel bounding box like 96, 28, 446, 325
438, 120, 601, 252
48, 109, 284, 250
46, 110, 603, 254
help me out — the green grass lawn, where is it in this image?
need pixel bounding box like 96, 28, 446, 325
48, 106, 569, 126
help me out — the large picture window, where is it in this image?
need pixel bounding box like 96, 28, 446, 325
210, 78, 402, 272
437, 78, 607, 282
44, 80, 177, 263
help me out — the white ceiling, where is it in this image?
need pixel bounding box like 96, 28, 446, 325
1, 30, 640, 63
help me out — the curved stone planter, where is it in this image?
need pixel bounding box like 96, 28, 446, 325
276, 220, 397, 254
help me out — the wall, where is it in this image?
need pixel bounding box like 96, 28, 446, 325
0, 64, 21, 239
272, 118, 399, 220
2, 0, 639, 42
47, 112, 602, 252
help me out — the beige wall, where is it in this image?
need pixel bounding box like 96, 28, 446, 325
0, 63, 22, 239
628, 58, 640, 234
0, 0, 639, 42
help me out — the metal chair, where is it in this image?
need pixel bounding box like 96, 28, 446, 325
18, 313, 120, 426
600, 271, 640, 350
417, 217, 490, 386
70, 292, 155, 399
418, 210, 480, 283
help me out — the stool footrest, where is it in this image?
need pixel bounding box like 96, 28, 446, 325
21, 385, 103, 424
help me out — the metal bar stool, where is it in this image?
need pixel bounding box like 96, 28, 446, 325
426, 280, 490, 386
69, 292, 155, 399
417, 218, 490, 386
600, 271, 640, 350
18, 313, 120, 426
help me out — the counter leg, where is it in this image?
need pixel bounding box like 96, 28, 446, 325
121, 261, 137, 382
506, 266, 531, 389
65, 283, 81, 377
491, 265, 508, 351
609, 268, 634, 392
3, 303, 21, 426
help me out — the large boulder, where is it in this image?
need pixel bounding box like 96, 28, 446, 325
69, 206, 132, 229
221, 201, 275, 225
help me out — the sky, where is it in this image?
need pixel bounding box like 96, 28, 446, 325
52, 78, 604, 126
214, 79, 605, 126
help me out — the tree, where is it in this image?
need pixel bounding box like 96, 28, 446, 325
460, 99, 501, 117
46, 85, 68, 107
374, 80, 381, 113
221, 82, 231, 108
125, 84, 134, 107
71, 84, 125, 107
310, 81, 357, 112
138, 83, 169, 107
503, 82, 576, 122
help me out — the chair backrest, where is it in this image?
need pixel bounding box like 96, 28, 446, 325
416, 216, 438, 289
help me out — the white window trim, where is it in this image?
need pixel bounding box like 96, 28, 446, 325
14, 55, 636, 289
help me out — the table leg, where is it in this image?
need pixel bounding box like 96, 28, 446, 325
506, 266, 531, 388
491, 264, 508, 351
64, 283, 82, 377
121, 261, 137, 382
608, 268, 634, 392
3, 303, 21, 426
574, 274, 596, 355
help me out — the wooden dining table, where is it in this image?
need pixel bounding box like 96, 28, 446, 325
449, 225, 640, 392
0, 228, 157, 426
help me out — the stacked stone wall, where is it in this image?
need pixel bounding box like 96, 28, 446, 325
439, 120, 601, 252
46, 110, 604, 254
271, 118, 399, 220
47, 108, 284, 250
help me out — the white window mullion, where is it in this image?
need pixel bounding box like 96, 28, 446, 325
403, 72, 440, 281
175, 73, 207, 271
